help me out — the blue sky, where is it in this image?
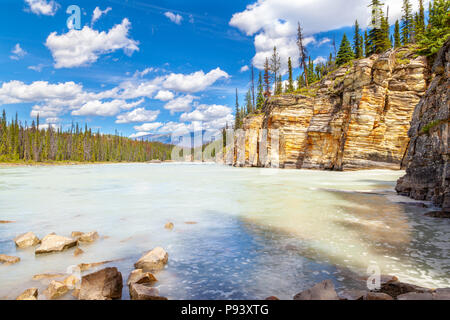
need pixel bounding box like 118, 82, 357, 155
0, 0, 427, 138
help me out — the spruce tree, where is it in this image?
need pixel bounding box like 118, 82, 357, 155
297, 22, 309, 87
287, 57, 295, 92
263, 58, 271, 96
336, 34, 355, 66
353, 20, 363, 59
394, 20, 401, 48
270, 47, 281, 94
245, 89, 253, 115
256, 72, 264, 111
401, 0, 413, 45
417, 0, 450, 57
234, 89, 241, 129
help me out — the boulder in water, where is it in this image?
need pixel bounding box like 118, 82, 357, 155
134, 247, 168, 271
78, 267, 123, 300
127, 269, 158, 286
14, 232, 40, 248
16, 288, 39, 300
293, 280, 339, 300
35, 234, 78, 255
43, 281, 70, 300
129, 283, 167, 300
0, 254, 20, 265
78, 231, 99, 243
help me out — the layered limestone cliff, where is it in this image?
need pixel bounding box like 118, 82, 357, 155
396, 39, 450, 212
235, 48, 430, 170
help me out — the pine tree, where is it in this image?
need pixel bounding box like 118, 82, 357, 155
401, 0, 413, 45
275, 75, 283, 95
256, 72, 264, 111
336, 34, 355, 66
364, 30, 370, 57
245, 89, 253, 115
287, 57, 295, 92
270, 46, 281, 94
381, 10, 392, 51
394, 20, 401, 48
263, 57, 271, 97
234, 89, 241, 129
297, 22, 309, 87
417, 0, 450, 57
353, 20, 363, 58
368, 0, 387, 54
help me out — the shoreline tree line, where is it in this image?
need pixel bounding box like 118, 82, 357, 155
0, 111, 174, 163
234, 0, 449, 129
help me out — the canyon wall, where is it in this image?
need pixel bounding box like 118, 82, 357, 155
235, 48, 430, 171
396, 39, 450, 212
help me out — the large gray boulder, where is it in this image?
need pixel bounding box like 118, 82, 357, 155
79, 267, 123, 300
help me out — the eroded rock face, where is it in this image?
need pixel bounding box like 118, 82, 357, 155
134, 247, 168, 272
293, 280, 339, 300
233, 48, 429, 171
396, 39, 450, 211
79, 267, 123, 300
16, 288, 38, 300
0, 254, 20, 265
35, 234, 78, 255
14, 232, 40, 248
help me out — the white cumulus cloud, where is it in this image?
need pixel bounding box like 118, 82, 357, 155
164, 12, 183, 25
115, 108, 160, 124
10, 44, 27, 60
133, 122, 163, 132
92, 7, 112, 25
164, 95, 196, 114
72, 99, 144, 117
24, 0, 59, 16
45, 18, 139, 69
163, 68, 229, 93
154, 90, 175, 101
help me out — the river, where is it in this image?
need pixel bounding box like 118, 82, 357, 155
0, 163, 449, 300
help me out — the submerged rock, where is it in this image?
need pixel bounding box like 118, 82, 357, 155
14, 232, 40, 248
164, 222, 174, 230
35, 234, 78, 255
74, 248, 84, 257
265, 296, 280, 300
16, 288, 38, 300
135, 247, 169, 271
0, 254, 20, 265
78, 260, 114, 272
293, 280, 339, 300
79, 267, 123, 300
0, 220, 15, 224
78, 231, 99, 243
71, 231, 84, 239
43, 281, 70, 300
127, 269, 158, 286
63, 275, 79, 289
32, 273, 65, 281
129, 283, 167, 300
364, 292, 394, 300
425, 211, 450, 219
